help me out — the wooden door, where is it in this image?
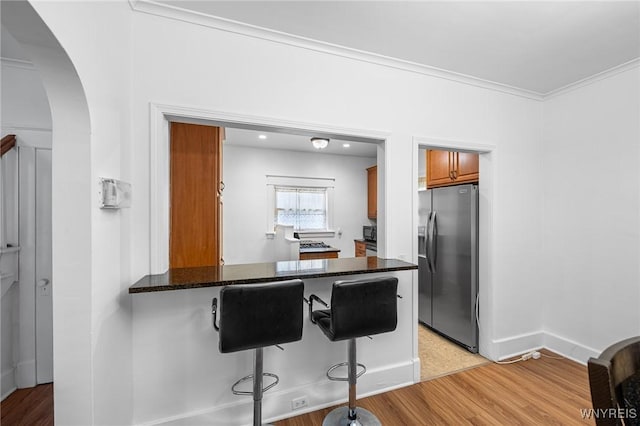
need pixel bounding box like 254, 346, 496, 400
367, 166, 377, 219
454, 152, 479, 184
170, 122, 223, 268
426, 150, 453, 188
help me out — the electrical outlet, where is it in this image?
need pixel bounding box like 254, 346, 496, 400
291, 396, 307, 411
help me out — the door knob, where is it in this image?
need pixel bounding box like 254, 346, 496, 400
37, 278, 50, 287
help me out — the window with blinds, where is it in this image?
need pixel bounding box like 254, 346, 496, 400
275, 186, 328, 231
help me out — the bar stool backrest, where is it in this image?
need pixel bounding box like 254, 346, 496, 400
219, 279, 304, 353
330, 277, 398, 341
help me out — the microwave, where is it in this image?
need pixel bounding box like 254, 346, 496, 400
363, 226, 377, 242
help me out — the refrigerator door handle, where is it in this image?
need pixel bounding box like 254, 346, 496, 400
425, 212, 432, 272
427, 211, 436, 272
430, 211, 438, 271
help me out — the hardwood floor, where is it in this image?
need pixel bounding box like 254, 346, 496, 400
1, 383, 53, 425
276, 351, 595, 425
1, 353, 594, 425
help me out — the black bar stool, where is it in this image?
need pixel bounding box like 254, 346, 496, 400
212, 279, 304, 426
308, 276, 399, 426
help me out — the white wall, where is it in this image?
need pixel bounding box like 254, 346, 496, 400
223, 144, 375, 264
127, 1, 545, 410
8, 1, 549, 424
541, 66, 640, 361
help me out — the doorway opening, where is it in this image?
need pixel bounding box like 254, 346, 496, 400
1, 27, 54, 397
2, 2, 93, 423
415, 142, 493, 380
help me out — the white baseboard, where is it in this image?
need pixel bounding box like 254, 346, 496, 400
1, 367, 16, 401
492, 330, 544, 361
543, 331, 600, 365
412, 356, 421, 382
15, 359, 36, 389
491, 330, 601, 365
140, 359, 416, 426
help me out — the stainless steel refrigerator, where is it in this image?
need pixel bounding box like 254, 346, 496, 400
418, 183, 479, 353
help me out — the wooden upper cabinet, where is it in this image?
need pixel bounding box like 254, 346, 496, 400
426, 149, 478, 188
455, 151, 479, 184
367, 165, 377, 219
427, 150, 454, 187
170, 122, 223, 268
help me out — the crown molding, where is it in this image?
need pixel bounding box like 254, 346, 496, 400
1, 57, 35, 70
129, 0, 545, 101
543, 58, 640, 100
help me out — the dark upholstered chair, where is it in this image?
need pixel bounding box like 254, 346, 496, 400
588, 336, 640, 426
308, 276, 399, 426
212, 279, 304, 426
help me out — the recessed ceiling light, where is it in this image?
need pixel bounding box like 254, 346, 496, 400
258, 134, 267, 140
343, 143, 351, 148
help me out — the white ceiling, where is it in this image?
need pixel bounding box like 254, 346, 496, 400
4, 2, 638, 156
224, 127, 378, 157
160, 1, 640, 95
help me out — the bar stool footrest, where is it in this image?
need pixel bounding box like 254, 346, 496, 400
231, 372, 279, 395
326, 362, 366, 382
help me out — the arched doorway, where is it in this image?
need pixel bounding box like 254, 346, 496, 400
2, 1, 92, 423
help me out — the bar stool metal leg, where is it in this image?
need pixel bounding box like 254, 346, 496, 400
253, 347, 263, 426
348, 339, 357, 421
322, 339, 381, 426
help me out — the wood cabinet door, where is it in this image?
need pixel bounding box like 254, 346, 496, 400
367, 166, 377, 219
170, 122, 222, 268
355, 241, 366, 257
427, 150, 453, 188
455, 152, 479, 184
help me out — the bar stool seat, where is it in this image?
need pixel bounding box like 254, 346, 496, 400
212, 279, 304, 426
308, 276, 399, 426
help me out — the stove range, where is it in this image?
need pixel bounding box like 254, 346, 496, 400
299, 240, 330, 249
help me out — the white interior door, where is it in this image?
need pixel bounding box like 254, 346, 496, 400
35, 149, 52, 384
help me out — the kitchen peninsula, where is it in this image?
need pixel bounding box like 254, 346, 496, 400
129, 257, 418, 425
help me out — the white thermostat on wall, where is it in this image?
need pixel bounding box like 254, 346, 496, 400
99, 177, 132, 209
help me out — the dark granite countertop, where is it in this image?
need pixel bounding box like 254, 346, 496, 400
129, 257, 416, 294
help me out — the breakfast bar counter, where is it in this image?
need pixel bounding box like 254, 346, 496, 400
129, 257, 418, 425
129, 256, 416, 293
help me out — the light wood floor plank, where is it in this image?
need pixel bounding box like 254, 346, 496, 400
1, 351, 594, 425
276, 350, 594, 425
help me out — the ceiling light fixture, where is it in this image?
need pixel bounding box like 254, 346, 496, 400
342, 143, 351, 148
258, 134, 267, 140
311, 137, 330, 149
